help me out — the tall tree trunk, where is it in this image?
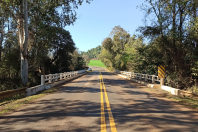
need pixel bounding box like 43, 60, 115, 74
18, 0, 29, 87
0, 12, 4, 61
172, 0, 176, 48
172, 0, 177, 72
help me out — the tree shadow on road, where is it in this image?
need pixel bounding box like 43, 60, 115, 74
0, 70, 198, 132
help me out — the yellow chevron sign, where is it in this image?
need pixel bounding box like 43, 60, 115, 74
158, 65, 165, 78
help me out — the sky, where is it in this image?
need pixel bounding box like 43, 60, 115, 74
65, 0, 147, 52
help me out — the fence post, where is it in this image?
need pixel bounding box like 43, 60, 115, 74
60, 73, 62, 80
49, 74, 52, 83
160, 78, 164, 86
41, 75, 45, 85
145, 74, 148, 81
140, 74, 142, 80
152, 75, 155, 83
55, 73, 57, 81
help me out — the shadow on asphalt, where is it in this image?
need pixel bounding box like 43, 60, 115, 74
0, 70, 198, 132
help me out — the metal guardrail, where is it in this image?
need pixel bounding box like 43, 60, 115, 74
0, 87, 27, 99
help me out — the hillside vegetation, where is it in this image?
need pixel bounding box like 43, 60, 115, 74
82, 46, 101, 59
88, 60, 106, 67
99, 0, 198, 92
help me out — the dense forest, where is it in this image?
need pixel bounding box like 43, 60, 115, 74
0, 0, 92, 92
82, 45, 101, 59
99, 0, 198, 90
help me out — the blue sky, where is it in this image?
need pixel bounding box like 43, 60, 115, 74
65, 0, 147, 52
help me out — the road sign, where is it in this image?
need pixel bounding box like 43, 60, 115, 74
158, 65, 165, 78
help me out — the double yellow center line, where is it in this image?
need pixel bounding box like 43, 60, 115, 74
100, 70, 117, 132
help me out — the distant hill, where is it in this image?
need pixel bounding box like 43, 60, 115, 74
82, 45, 101, 59
88, 60, 105, 67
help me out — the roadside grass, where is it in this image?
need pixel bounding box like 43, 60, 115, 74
88, 60, 106, 67
167, 95, 198, 110
0, 86, 62, 116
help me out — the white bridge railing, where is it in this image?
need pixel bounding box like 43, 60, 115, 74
120, 71, 160, 83
41, 70, 86, 85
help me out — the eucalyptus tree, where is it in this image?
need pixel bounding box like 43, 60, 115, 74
0, 10, 4, 61
0, 0, 93, 87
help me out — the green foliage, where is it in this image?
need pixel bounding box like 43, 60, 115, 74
99, 26, 144, 71
82, 54, 90, 66
82, 45, 102, 59
0, 0, 92, 91
135, 0, 198, 89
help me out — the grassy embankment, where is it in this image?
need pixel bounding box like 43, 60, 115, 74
88, 60, 106, 67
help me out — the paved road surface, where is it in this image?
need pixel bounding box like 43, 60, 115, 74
0, 66, 198, 132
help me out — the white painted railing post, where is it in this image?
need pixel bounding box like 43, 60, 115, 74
145, 74, 148, 81
55, 73, 58, 81
60, 73, 62, 80
49, 74, 52, 83
152, 75, 155, 83
41, 75, 45, 85
63, 72, 66, 79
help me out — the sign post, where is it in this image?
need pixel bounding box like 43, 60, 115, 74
158, 65, 165, 86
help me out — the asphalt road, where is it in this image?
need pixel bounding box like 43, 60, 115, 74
0, 66, 198, 132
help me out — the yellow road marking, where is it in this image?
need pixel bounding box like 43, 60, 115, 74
100, 73, 107, 132
100, 70, 117, 132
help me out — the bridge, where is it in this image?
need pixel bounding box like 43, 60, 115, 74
0, 67, 198, 132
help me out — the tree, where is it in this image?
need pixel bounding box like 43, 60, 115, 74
137, 0, 198, 89
0, 0, 93, 87
82, 55, 90, 65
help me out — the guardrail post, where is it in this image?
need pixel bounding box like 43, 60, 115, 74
41, 75, 45, 85
55, 73, 58, 81
60, 73, 62, 80
49, 74, 52, 83
140, 74, 142, 80
152, 75, 155, 83
160, 78, 164, 86
145, 74, 148, 81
